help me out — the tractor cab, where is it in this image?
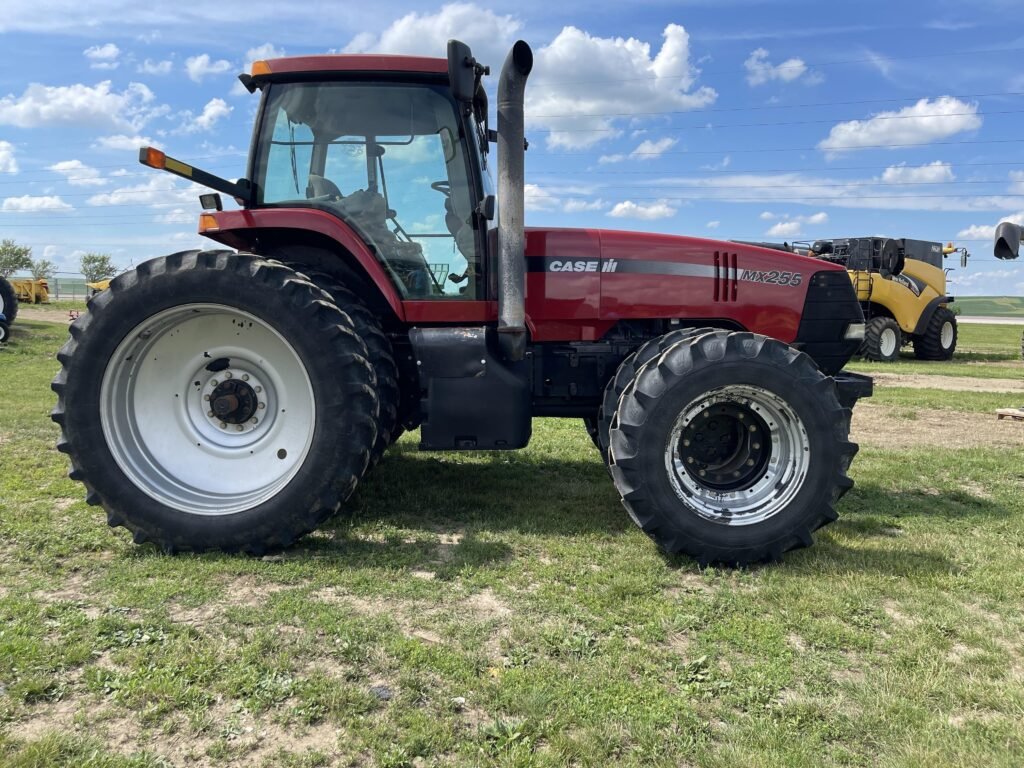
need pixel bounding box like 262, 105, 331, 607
253, 78, 486, 299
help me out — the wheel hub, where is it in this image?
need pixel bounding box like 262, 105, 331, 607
680, 403, 770, 491
210, 378, 259, 424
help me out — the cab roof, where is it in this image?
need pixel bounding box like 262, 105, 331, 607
255, 55, 448, 78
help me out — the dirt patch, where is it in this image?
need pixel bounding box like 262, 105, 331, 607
882, 600, 918, 628
461, 589, 511, 621
870, 372, 1024, 394
15, 306, 79, 325
168, 576, 290, 626
852, 404, 1024, 449
17, 696, 342, 766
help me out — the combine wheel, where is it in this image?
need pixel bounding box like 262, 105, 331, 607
609, 330, 857, 566
51, 250, 378, 553
590, 327, 715, 463
0, 276, 18, 324
861, 316, 901, 362
297, 269, 400, 468
913, 307, 957, 361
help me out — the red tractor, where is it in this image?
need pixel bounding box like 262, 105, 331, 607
52, 40, 871, 565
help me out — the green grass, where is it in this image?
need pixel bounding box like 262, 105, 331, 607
2, 319, 1023, 767
956, 296, 1024, 318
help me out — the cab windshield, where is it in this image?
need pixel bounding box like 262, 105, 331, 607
254, 81, 479, 299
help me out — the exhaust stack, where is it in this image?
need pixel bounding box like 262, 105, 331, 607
994, 221, 1023, 260
496, 41, 533, 361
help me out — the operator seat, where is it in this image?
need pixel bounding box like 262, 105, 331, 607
307, 174, 343, 201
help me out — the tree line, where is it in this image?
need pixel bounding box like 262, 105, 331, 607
0, 239, 118, 283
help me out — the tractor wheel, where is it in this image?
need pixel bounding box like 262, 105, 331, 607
0, 320, 9, 343
51, 250, 378, 554
609, 330, 857, 566
0, 276, 18, 324
860, 316, 901, 362
297, 269, 399, 469
592, 327, 714, 463
913, 307, 957, 361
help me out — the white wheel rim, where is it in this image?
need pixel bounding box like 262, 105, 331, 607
100, 304, 315, 516
665, 384, 811, 526
879, 327, 898, 358
940, 321, 954, 349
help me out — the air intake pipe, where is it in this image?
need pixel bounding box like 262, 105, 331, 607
496, 41, 533, 361
994, 221, 1023, 260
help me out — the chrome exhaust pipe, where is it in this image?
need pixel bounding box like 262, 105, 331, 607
496, 40, 533, 361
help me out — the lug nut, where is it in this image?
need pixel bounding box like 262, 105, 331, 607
203, 394, 210, 401
746, 459, 755, 466
749, 425, 757, 432
219, 422, 227, 429
225, 371, 233, 379
207, 410, 214, 417
255, 386, 262, 393
699, 469, 706, 477
251, 418, 259, 425
258, 402, 265, 410
236, 425, 244, 432
753, 443, 761, 450
683, 439, 691, 447
211, 379, 218, 386
242, 374, 250, 381
687, 457, 695, 465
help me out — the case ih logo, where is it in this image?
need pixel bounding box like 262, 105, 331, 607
546, 259, 619, 273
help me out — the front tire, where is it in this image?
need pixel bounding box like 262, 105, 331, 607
913, 307, 957, 360
51, 250, 378, 553
861, 316, 901, 362
609, 331, 857, 566
0, 276, 18, 324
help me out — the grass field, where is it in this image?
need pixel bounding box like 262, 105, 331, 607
1, 319, 1023, 767
955, 296, 1024, 318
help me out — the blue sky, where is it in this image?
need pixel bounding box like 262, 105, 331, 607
1, 0, 1022, 294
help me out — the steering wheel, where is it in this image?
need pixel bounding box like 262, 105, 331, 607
430, 180, 451, 197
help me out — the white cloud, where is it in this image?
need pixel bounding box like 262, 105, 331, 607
956, 212, 1024, 241
185, 54, 233, 82
87, 175, 200, 208
138, 59, 173, 75
341, 3, 520, 71
178, 98, 232, 133
3, 194, 72, 212
818, 97, 982, 153
0, 81, 158, 131
529, 24, 717, 149
93, 134, 162, 151
608, 200, 677, 220
763, 211, 828, 237
600, 137, 678, 164
706, 220, 720, 229
157, 208, 195, 224
525, 183, 605, 214
47, 159, 107, 186
84, 43, 120, 70
43, 245, 59, 260
880, 161, 954, 184
744, 48, 812, 86
766, 220, 802, 238
0, 140, 17, 173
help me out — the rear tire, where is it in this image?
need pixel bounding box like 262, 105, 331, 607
861, 316, 901, 362
913, 307, 957, 360
297, 269, 399, 469
609, 330, 857, 566
51, 250, 378, 553
0, 320, 9, 343
0, 276, 18, 324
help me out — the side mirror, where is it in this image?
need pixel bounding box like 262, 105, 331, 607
476, 195, 496, 221
447, 40, 476, 103
994, 221, 1022, 260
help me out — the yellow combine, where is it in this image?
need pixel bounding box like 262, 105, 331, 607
806, 237, 965, 362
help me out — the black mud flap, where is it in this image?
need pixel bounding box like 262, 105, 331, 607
409, 327, 531, 450
833, 371, 873, 409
